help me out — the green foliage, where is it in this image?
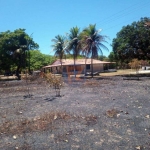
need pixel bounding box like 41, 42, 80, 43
67, 26, 81, 58
80, 24, 109, 77
65, 54, 84, 59
51, 35, 68, 75
108, 52, 116, 62
112, 17, 150, 63
51, 35, 67, 61
81, 24, 109, 58
98, 55, 109, 61
0, 29, 39, 78
67, 26, 81, 77
29, 50, 55, 70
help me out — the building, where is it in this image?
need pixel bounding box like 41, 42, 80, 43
145, 22, 150, 27
42, 59, 116, 76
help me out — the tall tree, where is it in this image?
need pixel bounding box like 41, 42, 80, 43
81, 24, 109, 77
0, 29, 39, 79
108, 52, 115, 62
51, 35, 67, 76
98, 55, 109, 61
29, 50, 55, 70
112, 17, 150, 63
67, 26, 81, 77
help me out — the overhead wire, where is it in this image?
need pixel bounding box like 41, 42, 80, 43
96, 0, 150, 32
96, 0, 147, 25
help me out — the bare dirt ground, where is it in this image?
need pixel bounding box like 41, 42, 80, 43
0, 75, 150, 150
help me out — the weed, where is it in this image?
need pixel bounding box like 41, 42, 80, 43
106, 109, 118, 118
84, 115, 98, 125
40, 72, 63, 97
82, 81, 100, 87
0, 111, 71, 135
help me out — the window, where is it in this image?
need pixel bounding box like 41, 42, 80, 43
86, 64, 90, 69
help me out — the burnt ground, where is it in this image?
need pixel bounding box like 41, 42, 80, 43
0, 76, 150, 150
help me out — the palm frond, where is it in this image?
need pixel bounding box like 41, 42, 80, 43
80, 24, 109, 58
51, 35, 67, 60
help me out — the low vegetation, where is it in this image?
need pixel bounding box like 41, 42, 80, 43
40, 72, 63, 97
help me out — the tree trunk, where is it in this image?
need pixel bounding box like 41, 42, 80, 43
91, 58, 93, 78
73, 55, 76, 78
84, 57, 87, 80
16, 54, 22, 80
28, 50, 31, 74
84, 57, 87, 75
60, 60, 63, 77
16, 65, 21, 80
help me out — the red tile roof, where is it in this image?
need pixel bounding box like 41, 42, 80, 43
43, 59, 115, 68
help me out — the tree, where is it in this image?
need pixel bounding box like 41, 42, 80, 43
98, 55, 109, 61
51, 35, 67, 76
81, 24, 109, 77
29, 50, 55, 71
0, 29, 39, 79
0, 31, 14, 72
129, 59, 141, 73
64, 54, 84, 59
108, 52, 115, 62
112, 17, 150, 63
67, 26, 81, 77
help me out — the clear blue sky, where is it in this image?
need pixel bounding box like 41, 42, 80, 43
1, 0, 150, 56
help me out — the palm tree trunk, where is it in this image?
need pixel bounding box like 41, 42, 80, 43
91, 50, 93, 78
73, 55, 76, 78
60, 60, 63, 77
84, 57, 87, 75
84, 52, 87, 75
91, 58, 93, 78
84, 56, 87, 80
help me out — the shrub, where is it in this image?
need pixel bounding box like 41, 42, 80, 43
40, 72, 63, 97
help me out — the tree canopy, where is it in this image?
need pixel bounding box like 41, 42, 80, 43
81, 24, 109, 58
0, 24, 110, 78
29, 50, 55, 71
67, 26, 81, 77
80, 24, 109, 77
112, 17, 150, 63
0, 29, 39, 78
51, 35, 67, 75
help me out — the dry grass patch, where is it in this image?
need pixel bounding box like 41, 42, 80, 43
15, 143, 32, 150
0, 111, 99, 136
84, 115, 98, 125
82, 81, 100, 87
0, 111, 71, 135
106, 109, 119, 118
100, 69, 132, 76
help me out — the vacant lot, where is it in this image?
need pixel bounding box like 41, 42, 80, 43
0, 75, 150, 150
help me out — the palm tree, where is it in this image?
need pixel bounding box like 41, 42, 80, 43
81, 24, 109, 77
67, 27, 81, 77
51, 35, 67, 76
